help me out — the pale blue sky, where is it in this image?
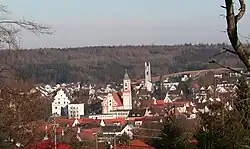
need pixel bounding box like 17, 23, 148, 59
2, 0, 250, 48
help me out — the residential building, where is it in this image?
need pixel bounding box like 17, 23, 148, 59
68, 103, 85, 119
52, 89, 71, 116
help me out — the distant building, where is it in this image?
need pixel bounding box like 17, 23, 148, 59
51, 89, 71, 116
102, 70, 132, 114
145, 62, 153, 92
68, 103, 84, 119
51, 88, 85, 118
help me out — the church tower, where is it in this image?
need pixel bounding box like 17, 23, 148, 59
123, 69, 132, 110
145, 62, 152, 92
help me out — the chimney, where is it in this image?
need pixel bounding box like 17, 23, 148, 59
77, 127, 80, 134
62, 129, 65, 136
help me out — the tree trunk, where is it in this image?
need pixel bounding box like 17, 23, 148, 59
225, 0, 250, 71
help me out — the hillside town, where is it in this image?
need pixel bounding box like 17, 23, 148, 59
21, 61, 240, 148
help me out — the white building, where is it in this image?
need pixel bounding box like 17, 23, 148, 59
68, 103, 85, 119
51, 89, 71, 116
145, 62, 152, 92
123, 70, 132, 110
89, 110, 130, 119
102, 70, 132, 114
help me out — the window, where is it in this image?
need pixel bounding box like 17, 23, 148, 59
55, 107, 57, 109
146, 71, 149, 75
110, 103, 112, 106
64, 102, 65, 104
58, 102, 60, 104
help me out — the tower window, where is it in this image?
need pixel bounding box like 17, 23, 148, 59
146, 72, 149, 75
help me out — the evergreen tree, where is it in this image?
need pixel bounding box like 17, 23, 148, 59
195, 76, 250, 149
150, 117, 192, 149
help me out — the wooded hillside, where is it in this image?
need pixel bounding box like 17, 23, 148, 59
0, 43, 243, 84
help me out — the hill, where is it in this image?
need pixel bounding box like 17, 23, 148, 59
0, 43, 243, 84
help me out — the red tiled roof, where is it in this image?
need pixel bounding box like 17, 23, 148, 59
55, 118, 75, 127
76, 118, 101, 125
56, 127, 65, 134
25, 139, 73, 149
117, 139, 155, 149
103, 118, 126, 125
78, 127, 101, 140
113, 93, 123, 106
133, 117, 161, 122
131, 139, 152, 147
39, 123, 54, 132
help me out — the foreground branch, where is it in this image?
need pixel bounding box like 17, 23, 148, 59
224, 0, 250, 72
0, 5, 53, 49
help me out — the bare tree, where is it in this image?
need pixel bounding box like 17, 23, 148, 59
0, 4, 52, 50
0, 81, 52, 148
223, 0, 250, 71
0, 4, 53, 148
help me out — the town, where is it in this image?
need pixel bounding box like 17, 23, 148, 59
26, 62, 240, 148
1, 1, 249, 149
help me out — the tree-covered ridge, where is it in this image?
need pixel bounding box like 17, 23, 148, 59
0, 44, 243, 84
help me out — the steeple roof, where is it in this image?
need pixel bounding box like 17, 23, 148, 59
124, 69, 130, 80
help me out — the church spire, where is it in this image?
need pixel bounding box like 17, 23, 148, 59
124, 69, 130, 80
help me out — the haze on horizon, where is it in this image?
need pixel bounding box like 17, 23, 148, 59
2, 0, 250, 49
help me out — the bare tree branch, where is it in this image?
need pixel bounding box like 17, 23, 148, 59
235, 0, 246, 22
224, 0, 250, 72
209, 58, 245, 75
0, 4, 53, 50
222, 47, 237, 54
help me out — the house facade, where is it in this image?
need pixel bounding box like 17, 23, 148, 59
68, 103, 85, 119
52, 89, 71, 116
102, 70, 132, 114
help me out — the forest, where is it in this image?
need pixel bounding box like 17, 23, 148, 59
0, 43, 243, 84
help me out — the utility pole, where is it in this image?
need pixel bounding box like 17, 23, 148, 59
53, 114, 57, 149
113, 135, 116, 149
95, 136, 98, 149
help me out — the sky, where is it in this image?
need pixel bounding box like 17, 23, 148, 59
2, 0, 250, 49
